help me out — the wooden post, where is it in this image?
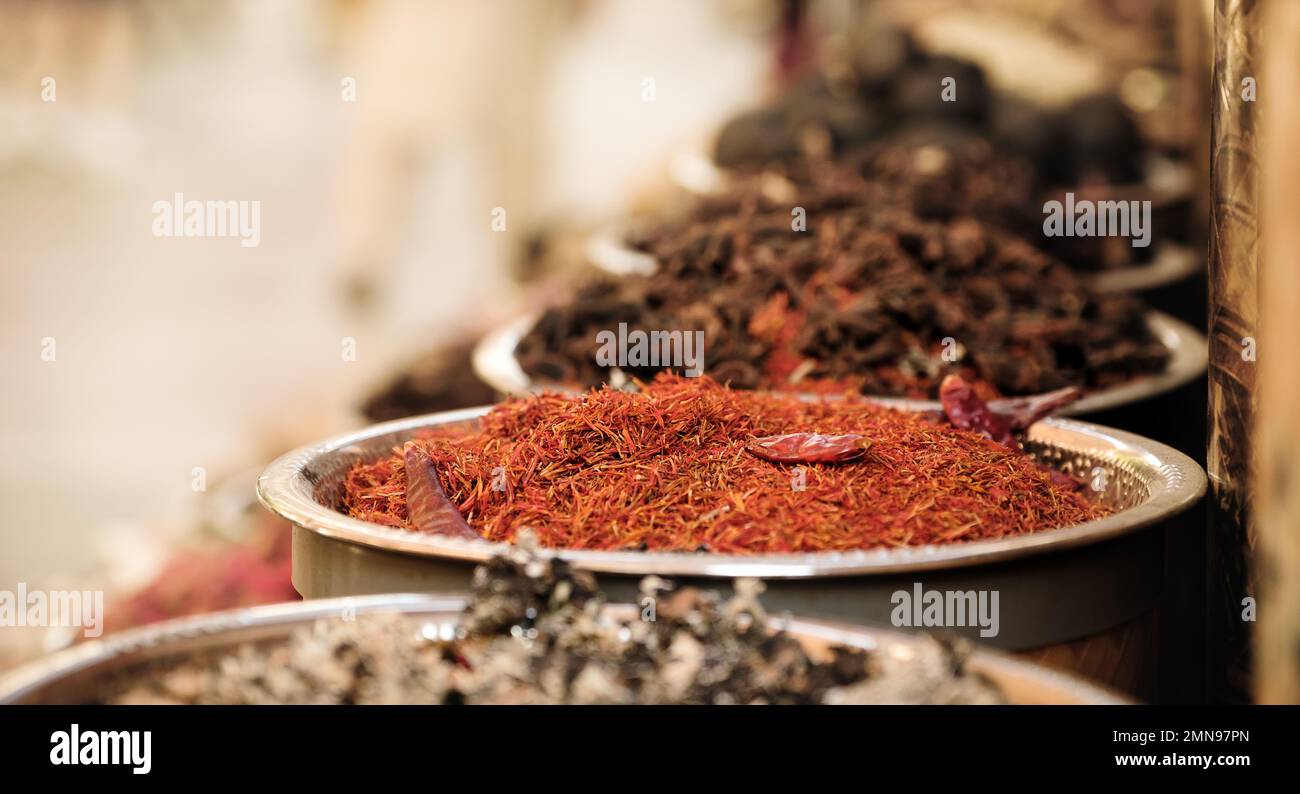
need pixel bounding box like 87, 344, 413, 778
1207, 0, 1259, 703
1255, 0, 1300, 704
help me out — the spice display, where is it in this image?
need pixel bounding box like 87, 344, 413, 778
101, 546, 1005, 705
705, 16, 1187, 276
341, 375, 1106, 553
516, 191, 1168, 398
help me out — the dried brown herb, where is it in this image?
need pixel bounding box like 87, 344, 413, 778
515, 167, 1169, 399
102, 546, 1005, 705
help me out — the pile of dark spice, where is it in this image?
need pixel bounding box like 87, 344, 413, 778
709, 139, 1044, 236
715, 138, 1173, 272
713, 19, 1147, 189
516, 173, 1168, 397
706, 17, 1181, 272
103, 545, 1005, 705
340, 376, 1107, 553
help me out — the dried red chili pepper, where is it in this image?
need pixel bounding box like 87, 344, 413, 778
746, 432, 870, 464
939, 375, 1015, 448
988, 386, 1083, 431
939, 376, 1080, 449
403, 442, 480, 539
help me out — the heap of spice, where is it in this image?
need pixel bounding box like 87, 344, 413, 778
516, 185, 1168, 397
712, 139, 1044, 240
712, 139, 1173, 272
341, 376, 1107, 553
103, 545, 1005, 705
713, 19, 1148, 190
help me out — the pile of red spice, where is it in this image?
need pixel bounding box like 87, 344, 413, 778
341, 376, 1108, 554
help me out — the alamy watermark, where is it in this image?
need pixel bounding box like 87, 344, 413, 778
50, 724, 151, 775
891, 582, 999, 638
0, 583, 104, 638
151, 192, 261, 248
595, 323, 705, 377
1042, 192, 1151, 248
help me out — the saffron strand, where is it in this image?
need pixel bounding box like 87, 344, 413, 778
341, 376, 1106, 554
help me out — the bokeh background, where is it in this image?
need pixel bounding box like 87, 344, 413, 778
0, 0, 771, 599
0, 0, 1211, 670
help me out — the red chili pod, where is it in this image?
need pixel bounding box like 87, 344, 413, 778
746, 432, 870, 464
988, 385, 1083, 432
403, 442, 480, 540
938, 375, 1015, 448
940, 375, 1082, 450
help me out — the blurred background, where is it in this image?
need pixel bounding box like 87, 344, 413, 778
0, 0, 773, 608
2, 0, 1225, 682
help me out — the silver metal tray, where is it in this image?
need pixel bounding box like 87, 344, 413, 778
668, 149, 1196, 200
471, 309, 1208, 417
256, 403, 1204, 654
258, 404, 1203, 578
0, 594, 1129, 705
1085, 243, 1201, 294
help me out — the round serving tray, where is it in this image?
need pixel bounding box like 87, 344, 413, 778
259, 405, 1203, 580
0, 594, 1129, 705
470, 309, 1207, 417
256, 394, 1204, 678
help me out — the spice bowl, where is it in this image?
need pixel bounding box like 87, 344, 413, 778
258, 404, 1205, 699
471, 308, 1208, 418
0, 595, 1129, 705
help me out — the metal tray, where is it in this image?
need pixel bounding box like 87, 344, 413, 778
670, 149, 1197, 200
256, 399, 1204, 653
259, 405, 1203, 577
471, 309, 1208, 417
0, 594, 1129, 705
